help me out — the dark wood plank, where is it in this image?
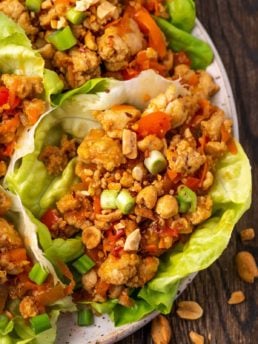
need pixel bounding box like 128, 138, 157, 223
118, 0, 258, 343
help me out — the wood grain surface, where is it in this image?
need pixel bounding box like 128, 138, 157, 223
118, 1, 258, 343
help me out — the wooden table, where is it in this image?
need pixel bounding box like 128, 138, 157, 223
120, 1, 258, 343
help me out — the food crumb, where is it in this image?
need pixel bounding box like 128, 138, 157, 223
228, 290, 245, 304
240, 228, 255, 241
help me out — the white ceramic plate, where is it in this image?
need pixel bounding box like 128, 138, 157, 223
56, 19, 239, 344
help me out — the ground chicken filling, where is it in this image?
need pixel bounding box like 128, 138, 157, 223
39, 65, 236, 306
0, 74, 47, 176
0, 0, 186, 89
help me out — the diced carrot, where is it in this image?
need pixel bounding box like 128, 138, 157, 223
36, 283, 66, 306
95, 280, 109, 298
227, 138, 238, 155
5, 248, 27, 262
221, 123, 238, 154
122, 68, 140, 80
221, 122, 231, 142
133, 7, 167, 58
136, 111, 171, 138
184, 176, 200, 191
167, 169, 178, 182
187, 73, 199, 86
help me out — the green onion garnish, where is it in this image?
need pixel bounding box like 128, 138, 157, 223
72, 255, 95, 275
177, 186, 197, 213
25, 0, 42, 12
77, 309, 94, 326
47, 27, 77, 51
144, 150, 167, 175
29, 263, 49, 285
30, 313, 51, 334
0, 314, 9, 330
100, 190, 119, 210
116, 189, 135, 215
66, 7, 86, 24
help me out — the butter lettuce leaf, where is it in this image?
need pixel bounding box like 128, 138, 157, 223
0, 13, 31, 48
0, 44, 44, 77
43, 69, 64, 102
166, 0, 196, 32
155, 16, 213, 69
51, 78, 108, 106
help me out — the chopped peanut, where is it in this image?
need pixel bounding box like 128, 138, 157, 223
240, 228, 255, 242
122, 129, 138, 159
82, 226, 102, 249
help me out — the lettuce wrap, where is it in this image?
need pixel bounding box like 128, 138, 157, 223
5, 70, 251, 328
0, 186, 76, 344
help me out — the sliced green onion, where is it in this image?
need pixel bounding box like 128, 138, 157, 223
47, 27, 77, 51
77, 309, 94, 326
144, 150, 167, 175
25, 0, 42, 12
177, 199, 190, 213
0, 314, 9, 330
72, 255, 95, 275
30, 313, 51, 334
100, 190, 119, 210
29, 263, 49, 285
116, 189, 135, 215
66, 7, 86, 24
177, 185, 197, 213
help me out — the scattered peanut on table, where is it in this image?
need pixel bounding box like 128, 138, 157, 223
151, 315, 172, 344
176, 301, 203, 320
235, 251, 258, 283
189, 331, 205, 344
227, 290, 245, 305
